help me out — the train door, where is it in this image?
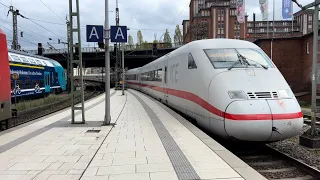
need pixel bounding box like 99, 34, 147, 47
44, 72, 50, 93
163, 56, 169, 103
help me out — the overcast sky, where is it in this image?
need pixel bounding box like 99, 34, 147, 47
0, 0, 315, 50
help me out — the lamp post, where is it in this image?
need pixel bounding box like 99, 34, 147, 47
104, 0, 111, 125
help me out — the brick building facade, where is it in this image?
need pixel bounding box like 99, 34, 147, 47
246, 20, 303, 42
246, 9, 314, 42
181, 0, 318, 103
254, 32, 316, 102
182, 0, 248, 43
182, 1, 315, 43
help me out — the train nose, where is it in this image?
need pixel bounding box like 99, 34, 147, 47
266, 99, 303, 141
224, 99, 303, 142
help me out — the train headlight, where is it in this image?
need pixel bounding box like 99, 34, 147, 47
278, 89, 293, 98
228, 91, 247, 99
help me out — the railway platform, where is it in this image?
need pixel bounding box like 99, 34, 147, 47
0, 89, 266, 180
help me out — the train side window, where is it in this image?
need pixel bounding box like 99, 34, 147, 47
55, 72, 58, 83
16, 80, 22, 89
19, 56, 30, 64
25, 80, 31, 89
10, 55, 22, 63
32, 80, 38, 88
164, 66, 167, 83
156, 69, 162, 82
46, 76, 48, 86
8, 56, 13, 62
188, 53, 197, 69
34, 59, 42, 66
28, 58, 36, 65
39, 80, 44, 87
150, 71, 155, 81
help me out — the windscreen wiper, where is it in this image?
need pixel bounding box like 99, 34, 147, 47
243, 56, 268, 69
235, 50, 268, 70
228, 53, 247, 70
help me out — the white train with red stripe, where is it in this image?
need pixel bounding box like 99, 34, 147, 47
125, 39, 303, 142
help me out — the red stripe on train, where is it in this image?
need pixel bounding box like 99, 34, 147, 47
127, 81, 303, 120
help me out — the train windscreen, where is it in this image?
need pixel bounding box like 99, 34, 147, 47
204, 48, 275, 69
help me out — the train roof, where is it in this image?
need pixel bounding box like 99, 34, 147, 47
139, 39, 261, 70
8, 49, 62, 68
126, 67, 140, 74
186, 38, 261, 49
126, 39, 263, 74
82, 73, 115, 76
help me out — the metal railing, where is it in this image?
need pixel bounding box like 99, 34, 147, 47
24, 42, 185, 55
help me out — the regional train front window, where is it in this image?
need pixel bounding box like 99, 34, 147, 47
204, 48, 274, 69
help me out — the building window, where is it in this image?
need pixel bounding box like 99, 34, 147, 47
308, 14, 313, 22
217, 9, 224, 37
234, 20, 240, 39
307, 41, 310, 54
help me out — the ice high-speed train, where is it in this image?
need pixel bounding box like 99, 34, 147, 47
125, 39, 303, 142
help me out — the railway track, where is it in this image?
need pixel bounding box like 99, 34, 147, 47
225, 143, 320, 180
0, 82, 104, 132
167, 104, 320, 179
302, 111, 320, 126
133, 93, 320, 179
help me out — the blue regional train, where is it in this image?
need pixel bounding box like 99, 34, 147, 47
8, 49, 66, 101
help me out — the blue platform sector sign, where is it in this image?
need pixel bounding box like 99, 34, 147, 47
282, 0, 292, 19
86, 25, 104, 42
110, 26, 127, 43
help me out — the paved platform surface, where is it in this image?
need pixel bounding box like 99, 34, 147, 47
0, 89, 266, 180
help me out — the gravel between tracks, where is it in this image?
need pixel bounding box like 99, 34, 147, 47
268, 125, 320, 171
5, 91, 101, 129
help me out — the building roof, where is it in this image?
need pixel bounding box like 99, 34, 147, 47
182, 20, 189, 25
253, 30, 315, 44
294, 9, 314, 16
248, 19, 297, 23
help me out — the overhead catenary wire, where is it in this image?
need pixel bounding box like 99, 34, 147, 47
0, 2, 89, 50
1, 17, 67, 50
0, 17, 50, 41
129, 27, 175, 32
0, 1, 184, 47
0, 1, 9, 8
1, 1, 177, 37
0, 12, 8, 28
0, 2, 67, 42
25, 18, 67, 41
166, 2, 189, 31
2, 26, 37, 45
0, 1, 9, 28
28, 18, 65, 26
38, 0, 65, 23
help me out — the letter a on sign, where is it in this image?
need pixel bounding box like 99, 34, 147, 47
86, 25, 103, 42
89, 27, 99, 40
110, 26, 127, 42
115, 27, 124, 39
